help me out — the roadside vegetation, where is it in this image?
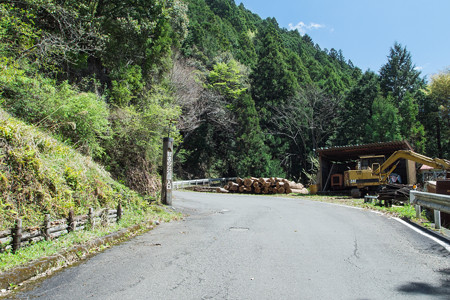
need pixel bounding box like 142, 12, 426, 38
0, 109, 181, 273
0, 109, 152, 230
0, 205, 180, 273
287, 193, 434, 228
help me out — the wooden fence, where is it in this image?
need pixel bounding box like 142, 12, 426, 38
0, 203, 123, 253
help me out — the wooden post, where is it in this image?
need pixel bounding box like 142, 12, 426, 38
43, 214, 51, 241
117, 202, 123, 223
68, 210, 75, 232
12, 218, 22, 253
101, 208, 108, 226
161, 137, 174, 205
88, 207, 94, 228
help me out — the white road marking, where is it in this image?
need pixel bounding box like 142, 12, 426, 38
299, 198, 450, 253
393, 217, 450, 253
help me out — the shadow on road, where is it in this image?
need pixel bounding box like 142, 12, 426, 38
397, 268, 450, 296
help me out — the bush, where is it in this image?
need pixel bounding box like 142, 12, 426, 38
0, 59, 110, 157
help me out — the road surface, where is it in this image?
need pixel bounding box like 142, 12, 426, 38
12, 191, 450, 299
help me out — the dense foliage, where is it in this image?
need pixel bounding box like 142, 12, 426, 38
0, 0, 447, 198
0, 109, 147, 230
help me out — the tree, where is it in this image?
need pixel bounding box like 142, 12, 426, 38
271, 85, 340, 180
286, 51, 312, 87
423, 68, 450, 157
379, 42, 426, 148
206, 59, 247, 100
365, 95, 402, 142
334, 71, 379, 145
398, 92, 426, 152
251, 21, 299, 123
233, 93, 279, 177
379, 42, 424, 101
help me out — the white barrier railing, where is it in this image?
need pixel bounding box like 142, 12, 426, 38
173, 177, 237, 190
410, 191, 450, 229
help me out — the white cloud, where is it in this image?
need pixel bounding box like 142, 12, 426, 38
288, 21, 325, 35
414, 66, 423, 71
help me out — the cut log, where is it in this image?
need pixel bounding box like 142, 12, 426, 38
244, 178, 253, 187
244, 186, 252, 192
291, 182, 304, 190
290, 188, 309, 194
276, 181, 289, 189
259, 177, 270, 184
228, 182, 239, 191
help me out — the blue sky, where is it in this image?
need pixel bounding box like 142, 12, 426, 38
237, 0, 450, 80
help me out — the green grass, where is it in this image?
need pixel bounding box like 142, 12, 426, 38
286, 193, 424, 220
363, 202, 417, 219
0, 206, 181, 273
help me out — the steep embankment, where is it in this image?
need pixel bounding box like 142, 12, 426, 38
0, 109, 148, 231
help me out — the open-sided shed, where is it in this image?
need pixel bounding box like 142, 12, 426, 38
316, 141, 416, 192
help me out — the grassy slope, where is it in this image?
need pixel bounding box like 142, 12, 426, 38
0, 108, 161, 230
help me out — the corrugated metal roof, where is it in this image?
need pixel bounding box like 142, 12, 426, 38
317, 140, 413, 161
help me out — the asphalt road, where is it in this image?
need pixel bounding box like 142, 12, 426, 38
12, 191, 450, 299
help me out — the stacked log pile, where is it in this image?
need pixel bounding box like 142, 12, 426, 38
217, 177, 308, 195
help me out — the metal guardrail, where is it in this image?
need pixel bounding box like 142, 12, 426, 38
410, 191, 450, 229
173, 177, 237, 190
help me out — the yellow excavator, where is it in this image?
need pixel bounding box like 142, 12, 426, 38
342, 150, 450, 198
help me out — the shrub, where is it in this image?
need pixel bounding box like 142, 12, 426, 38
0, 60, 110, 157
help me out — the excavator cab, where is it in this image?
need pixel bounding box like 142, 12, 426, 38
359, 155, 385, 171
344, 155, 386, 197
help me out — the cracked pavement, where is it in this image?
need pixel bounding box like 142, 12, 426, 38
11, 191, 450, 299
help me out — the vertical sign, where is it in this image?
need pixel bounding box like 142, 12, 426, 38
161, 137, 174, 205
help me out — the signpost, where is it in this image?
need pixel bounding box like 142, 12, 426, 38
161, 137, 173, 205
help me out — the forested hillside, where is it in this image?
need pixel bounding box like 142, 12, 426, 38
0, 0, 448, 196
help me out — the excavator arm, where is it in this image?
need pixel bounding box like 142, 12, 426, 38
373, 150, 450, 179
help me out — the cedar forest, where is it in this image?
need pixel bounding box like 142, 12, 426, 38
0, 0, 449, 196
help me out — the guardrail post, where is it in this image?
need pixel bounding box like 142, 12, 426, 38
434, 210, 441, 229
410, 192, 420, 218
415, 205, 421, 219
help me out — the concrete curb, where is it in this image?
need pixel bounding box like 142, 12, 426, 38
0, 220, 157, 292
